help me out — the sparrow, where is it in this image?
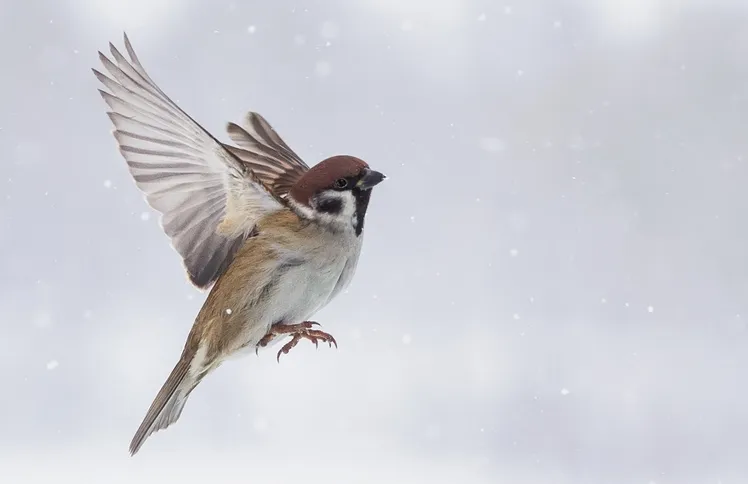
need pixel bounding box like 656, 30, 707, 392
92, 33, 386, 456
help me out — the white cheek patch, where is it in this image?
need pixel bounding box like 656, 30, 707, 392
292, 190, 358, 230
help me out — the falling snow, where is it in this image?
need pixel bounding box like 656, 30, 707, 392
4, 4, 740, 482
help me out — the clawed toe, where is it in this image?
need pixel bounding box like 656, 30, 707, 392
306, 329, 337, 349
272, 323, 338, 362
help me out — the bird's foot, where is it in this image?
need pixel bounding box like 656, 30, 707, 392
257, 321, 337, 361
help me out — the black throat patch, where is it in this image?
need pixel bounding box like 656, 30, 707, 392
353, 188, 372, 236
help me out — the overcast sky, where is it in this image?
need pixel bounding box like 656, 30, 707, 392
2, 1, 748, 483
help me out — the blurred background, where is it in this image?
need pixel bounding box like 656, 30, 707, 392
1, 0, 747, 482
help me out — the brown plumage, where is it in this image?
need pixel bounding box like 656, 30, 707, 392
95, 33, 387, 456
289, 155, 369, 206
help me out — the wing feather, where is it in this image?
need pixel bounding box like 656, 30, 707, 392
223, 112, 310, 199
94, 33, 286, 289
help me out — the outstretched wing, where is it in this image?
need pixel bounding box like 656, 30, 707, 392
93, 33, 286, 289
223, 112, 310, 200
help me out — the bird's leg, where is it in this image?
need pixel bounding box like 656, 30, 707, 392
268, 321, 321, 335
257, 321, 338, 362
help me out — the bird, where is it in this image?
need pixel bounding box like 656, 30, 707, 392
92, 33, 387, 456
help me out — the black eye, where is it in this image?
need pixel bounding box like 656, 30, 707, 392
334, 178, 348, 189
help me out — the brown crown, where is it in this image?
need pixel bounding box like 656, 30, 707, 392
289, 155, 369, 206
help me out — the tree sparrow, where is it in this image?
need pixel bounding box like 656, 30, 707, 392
92, 33, 386, 455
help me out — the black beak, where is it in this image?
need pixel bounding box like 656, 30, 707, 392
356, 168, 387, 190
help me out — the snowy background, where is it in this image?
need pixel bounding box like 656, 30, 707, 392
2, 0, 748, 482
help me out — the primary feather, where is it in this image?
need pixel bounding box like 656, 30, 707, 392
93, 33, 307, 289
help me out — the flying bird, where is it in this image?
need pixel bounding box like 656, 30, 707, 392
92, 33, 386, 455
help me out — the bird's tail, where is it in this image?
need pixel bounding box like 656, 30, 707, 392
128, 352, 206, 456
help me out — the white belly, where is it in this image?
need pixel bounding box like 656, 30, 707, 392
231, 235, 362, 356
272, 255, 349, 323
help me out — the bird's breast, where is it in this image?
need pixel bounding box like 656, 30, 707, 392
270, 244, 356, 322
216, 222, 363, 355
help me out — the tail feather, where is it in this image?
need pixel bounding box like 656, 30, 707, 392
129, 357, 195, 456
